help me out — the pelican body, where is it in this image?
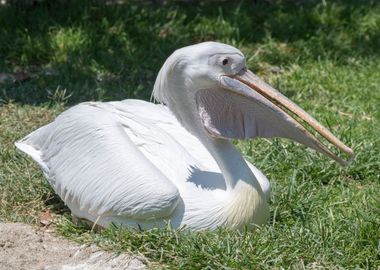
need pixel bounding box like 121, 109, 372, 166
16, 42, 353, 231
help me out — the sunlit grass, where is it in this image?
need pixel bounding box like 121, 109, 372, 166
0, 0, 379, 269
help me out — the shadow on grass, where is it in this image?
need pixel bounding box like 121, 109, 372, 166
43, 193, 71, 215
0, 0, 378, 105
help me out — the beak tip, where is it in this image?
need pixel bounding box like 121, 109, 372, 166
337, 150, 355, 167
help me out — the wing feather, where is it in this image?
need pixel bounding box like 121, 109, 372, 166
16, 101, 180, 219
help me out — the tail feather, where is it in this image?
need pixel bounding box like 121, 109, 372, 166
15, 125, 50, 174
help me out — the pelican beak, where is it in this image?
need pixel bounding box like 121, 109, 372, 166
218, 69, 354, 166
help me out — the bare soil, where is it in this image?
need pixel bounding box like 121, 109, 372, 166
0, 222, 146, 270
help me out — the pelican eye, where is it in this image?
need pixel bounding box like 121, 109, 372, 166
222, 58, 229, 66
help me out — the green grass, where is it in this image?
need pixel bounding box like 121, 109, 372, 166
0, 0, 379, 269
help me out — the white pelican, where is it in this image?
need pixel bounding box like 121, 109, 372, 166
16, 42, 353, 231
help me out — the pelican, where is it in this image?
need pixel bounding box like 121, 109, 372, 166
16, 42, 353, 231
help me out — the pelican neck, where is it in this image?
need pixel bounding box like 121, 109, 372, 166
194, 128, 262, 192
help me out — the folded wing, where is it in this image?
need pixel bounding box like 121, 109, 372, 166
16, 101, 181, 220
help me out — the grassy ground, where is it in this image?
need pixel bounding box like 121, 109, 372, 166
0, 0, 379, 269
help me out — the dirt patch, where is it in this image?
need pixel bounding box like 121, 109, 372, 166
0, 222, 146, 270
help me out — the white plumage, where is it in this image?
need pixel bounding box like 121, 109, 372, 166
16, 42, 352, 231
16, 100, 269, 230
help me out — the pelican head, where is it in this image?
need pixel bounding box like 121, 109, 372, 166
154, 42, 353, 165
